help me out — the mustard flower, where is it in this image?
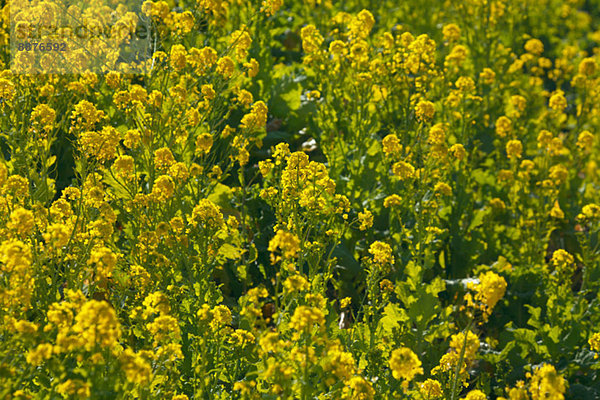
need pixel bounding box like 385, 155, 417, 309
420, 379, 443, 398
524, 38, 544, 55
368, 241, 394, 265
389, 347, 423, 381
506, 139, 523, 159
528, 364, 566, 400
549, 90, 567, 112
443, 23, 461, 41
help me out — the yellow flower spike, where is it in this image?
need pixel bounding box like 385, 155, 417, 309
524, 38, 544, 56
420, 379, 443, 398
389, 347, 423, 382
549, 90, 567, 112
415, 100, 435, 123
528, 364, 566, 400
368, 241, 394, 265
462, 389, 487, 400
443, 23, 461, 42
506, 139, 523, 159
495, 116, 513, 137
268, 229, 301, 263
358, 209, 374, 231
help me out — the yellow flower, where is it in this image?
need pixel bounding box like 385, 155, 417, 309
380, 279, 394, 292
389, 347, 423, 381
124, 129, 141, 149
169, 44, 187, 70
323, 341, 356, 380
456, 76, 475, 93
88, 246, 117, 280
358, 209, 373, 231
343, 376, 375, 400
349, 9, 375, 39
72, 300, 121, 351
509, 95, 527, 118
329, 40, 347, 58
368, 241, 394, 265
154, 147, 176, 171
289, 306, 325, 332
549, 164, 568, 185
450, 330, 480, 361
589, 332, 600, 354
549, 90, 567, 112
229, 27, 252, 60
259, 159, 274, 177
415, 100, 435, 123
489, 198, 506, 211
301, 25, 324, 54
26, 343, 53, 366
147, 315, 181, 345
268, 229, 301, 263
383, 194, 402, 208
506, 381, 528, 400
340, 297, 351, 308
462, 390, 487, 400
524, 38, 544, 55
236, 89, 253, 107
577, 203, 600, 222
549, 249, 575, 284
216, 56, 235, 78
450, 143, 467, 160
537, 129, 553, 148
576, 130, 594, 150
240, 101, 268, 131
432, 351, 465, 374
528, 364, 565, 400
420, 379, 443, 398
443, 23, 461, 41
428, 123, 446, 145
480, 68, 496, 84
262, 0, 283, 16
435, 182, 452, 196
212, 305, 233, 328
549, 200, 564, 219
191, 199, 225, 230
578, 57, 597, 76
113, 155, 135, 179
467, 271, 507, 319
495, 116, 512, 137
8, 207, 34, 236
56, 379, 90, 399
382, 134, 402, 156
152, 175, 175, 201
31, 104, 56, 132
283, 274, 310, 293
446, 44, 468, 66
119, 348, 152, 385
506, 139, 523, 159
392, 161, 415, 180
195, 133, 214, 155
244, 58, 259, 77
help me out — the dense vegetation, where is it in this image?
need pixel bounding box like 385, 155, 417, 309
1, 0, 600, 398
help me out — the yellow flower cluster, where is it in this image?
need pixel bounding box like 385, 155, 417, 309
389, 347, 423, 382
466, 271, 507, 320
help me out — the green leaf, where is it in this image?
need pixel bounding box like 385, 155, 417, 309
525, 305, 542, 329
379, 303, 408, 334
207, 183, 233, 209
218, 243, 242, 261
407, 288, 439, 328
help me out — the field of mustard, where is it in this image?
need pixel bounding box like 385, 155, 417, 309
1, 0, 600, 398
